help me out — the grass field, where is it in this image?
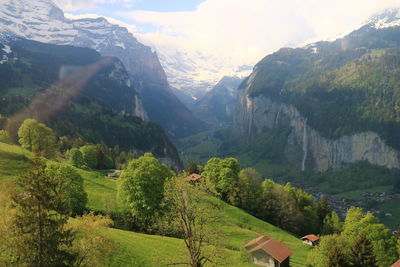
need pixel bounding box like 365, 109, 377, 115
0, 142, 311, 266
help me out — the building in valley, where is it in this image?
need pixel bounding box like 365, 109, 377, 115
244, 236, 292, 267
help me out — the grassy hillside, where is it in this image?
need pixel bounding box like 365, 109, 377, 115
0, 142, 311, 266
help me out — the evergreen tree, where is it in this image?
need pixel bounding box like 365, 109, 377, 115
187, 162, 200, 174
322, 211, 343, 235
349, 233, 378, 267
317, 195, 331, 229
11, 158, 75, 266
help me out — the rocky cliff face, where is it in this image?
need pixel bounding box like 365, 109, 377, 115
234, 87, 400, 171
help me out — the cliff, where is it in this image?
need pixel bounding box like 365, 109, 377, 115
234, 84, 400, 172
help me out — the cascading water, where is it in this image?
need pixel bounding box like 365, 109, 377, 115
301, 118, 308, 171
275, 107, 281, 126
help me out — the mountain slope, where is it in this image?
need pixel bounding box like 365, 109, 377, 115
194, 76, 243, 125
0, 141, 311, 266
0, 0, 205, 138
0, 38, 181, 168
234, 9, 400, 172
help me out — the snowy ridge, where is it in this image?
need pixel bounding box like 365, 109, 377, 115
369, 8, 400, 29
137, 34, 253, 99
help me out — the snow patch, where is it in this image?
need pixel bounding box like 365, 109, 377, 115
2, 45, 11, 54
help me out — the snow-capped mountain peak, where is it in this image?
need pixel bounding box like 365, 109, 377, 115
369, 8, 400, 29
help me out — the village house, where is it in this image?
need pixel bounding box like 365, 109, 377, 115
300, 234, 320, 246
107, 170, 121, 178
244, 236, 292, 267
185, 173, 202, 183
391, 259, 400, 267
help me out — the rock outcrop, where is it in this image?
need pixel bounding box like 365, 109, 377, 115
234, 91, 400, 171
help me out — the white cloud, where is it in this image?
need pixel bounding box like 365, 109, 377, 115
121, 0, 400, 67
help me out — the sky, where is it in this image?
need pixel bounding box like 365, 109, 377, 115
55, 0, 400, 79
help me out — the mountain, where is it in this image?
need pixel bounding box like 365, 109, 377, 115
193, 76, 243, 125
0, 37, 182, 169
137, 34, 253, 103
233, 8, 400, 172
0, 0, 204, 138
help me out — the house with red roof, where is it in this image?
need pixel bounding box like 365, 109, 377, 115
244, 236, 292, 267
391, 259, 400, 267
300, 234, 320, 246
185, 173, 202, 183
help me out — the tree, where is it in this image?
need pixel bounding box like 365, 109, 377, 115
307, 234, 346, 267
80, 145, 98, 169
67, 213, 116, 267
69, 148, 84, 168
342, 207, 398, 266
163, 177, 222, 267
202, 157, 240, 204
45, 162, 88, 215
237, 168, 262, 214
187, 162, 201, 174
322, 211, 343, 235
18, 118, 57, 157
0, 129, 12, 144
317, 195, 331, 229
327, 243, 349, 267
117, 153, 173, 228
11, 158, 75, 266
349, 233, 377, 267
0, 182, 18, 266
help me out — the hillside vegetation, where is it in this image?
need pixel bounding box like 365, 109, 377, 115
0, 141, 311, 266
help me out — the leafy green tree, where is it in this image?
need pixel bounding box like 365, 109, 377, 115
11, 158, 75, 266
45, 162, 88, 215
80, 145, 98, 169
322, 211, 343, 235
69, 148, 84, 168
342, 207, 398, 266
163, 177, 222, 267
117, 153, 173, 228
327, 243, 349, 267
237, 168, 262, 214
0, 130, 12, 144
18, 118, 57, 157
67, 213, 116, 267
202, 157, 240, 204
307, 234, 346, 267
349, 233, 377, 267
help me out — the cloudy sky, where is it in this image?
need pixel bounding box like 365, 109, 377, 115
56, 0, 400, 89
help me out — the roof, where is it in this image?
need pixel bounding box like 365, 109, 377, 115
391, 259, 400, 267
301, 234, 319, 242
245, 236, 292, 263
185, 173, 201, 182
244, 235, 270, 248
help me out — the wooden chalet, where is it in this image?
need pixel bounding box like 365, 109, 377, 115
185, 173, 202, 183
244, 236, 292, 267
300, 234, 320, 246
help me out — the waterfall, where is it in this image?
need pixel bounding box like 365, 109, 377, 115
275, 107, 281, 126
301, 118, 308, 171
